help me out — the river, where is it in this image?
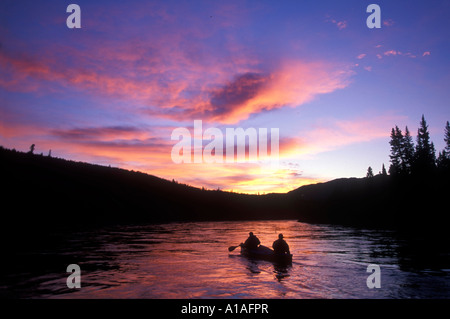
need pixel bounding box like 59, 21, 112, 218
3, 220, 449, 298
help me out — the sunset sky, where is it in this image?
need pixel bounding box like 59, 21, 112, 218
1, 0, 449, 193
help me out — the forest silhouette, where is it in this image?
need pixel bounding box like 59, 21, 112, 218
1, 115, 449, 243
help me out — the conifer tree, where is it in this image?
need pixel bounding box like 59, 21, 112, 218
366, 166, 374, 178
401, 126, 415, 174
445, 121, 450, 154
436, 121, 450, 170
389, 126, 403, 175
415, 115, 436, 173
381, 163, 387, 176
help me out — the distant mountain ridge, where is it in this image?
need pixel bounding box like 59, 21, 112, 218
1, 146, 448, 236
0, 147, 294, 229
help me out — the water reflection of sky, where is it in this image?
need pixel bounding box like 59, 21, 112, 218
3, 220, 449, 298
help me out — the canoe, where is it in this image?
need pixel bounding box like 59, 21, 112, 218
240, 245, 292, 264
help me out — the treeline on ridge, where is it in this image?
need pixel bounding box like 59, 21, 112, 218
293, 115, 449, 230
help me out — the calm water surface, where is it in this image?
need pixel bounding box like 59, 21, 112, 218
4, 220, 450, 298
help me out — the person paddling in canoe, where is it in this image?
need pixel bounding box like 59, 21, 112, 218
272, 233, 290, 255
241, 232, 261, 250
228, 232, 260, 252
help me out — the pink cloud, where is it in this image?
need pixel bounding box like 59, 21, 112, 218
47, 125, 315, 194
379, 50, 426, 59
357, 54, 366, 60
336, 21, 347, 30
1, 46, 352, 125
325, 16, 347, 30
206, 61, 353, 123
297, 114, 408, 156
50, 126, 153, 143
384, 50, 400, 56
235, 115, 405, 162
383, 19, 395, 27
0, 117, 319, 194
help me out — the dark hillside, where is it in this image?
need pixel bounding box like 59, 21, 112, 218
0, 147, 296, 234
1, 146, 448, 243
288, 173, 449, 231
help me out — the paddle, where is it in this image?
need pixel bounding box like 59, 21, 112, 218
228, 244, 242, 252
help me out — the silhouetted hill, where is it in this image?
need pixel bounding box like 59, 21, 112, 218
1, 146, 448, 241
288, 172, 449, 231
0, 147, 295, 233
